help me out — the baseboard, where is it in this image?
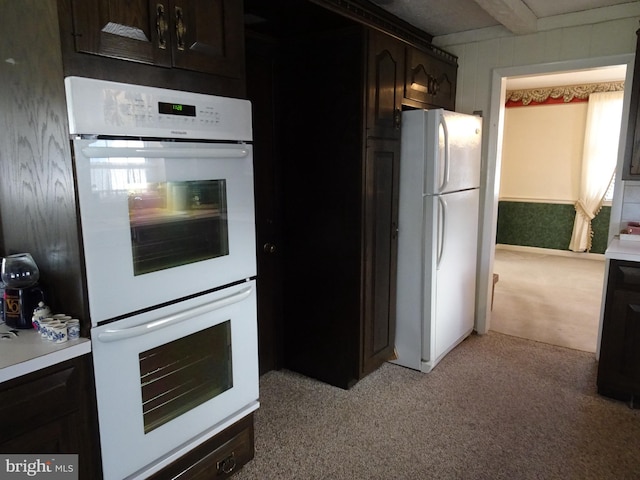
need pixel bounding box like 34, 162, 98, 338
496, 243, 605, 261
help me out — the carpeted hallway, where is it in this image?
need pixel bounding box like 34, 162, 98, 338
490, 247, 606, 353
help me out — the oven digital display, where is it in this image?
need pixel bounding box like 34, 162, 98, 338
158, 101, 196, 117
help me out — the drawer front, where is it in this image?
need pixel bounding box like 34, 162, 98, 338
0, 360, 80, 444
149, 414, 255, 480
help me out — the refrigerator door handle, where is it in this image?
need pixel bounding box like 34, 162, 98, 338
437, 196, 447, 269
439, 114, 451, 193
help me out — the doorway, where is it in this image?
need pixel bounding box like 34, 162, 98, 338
476, 55, 635, 355
490, 69, 623, 352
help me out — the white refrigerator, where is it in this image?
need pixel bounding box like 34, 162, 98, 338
393, 108, 482, 372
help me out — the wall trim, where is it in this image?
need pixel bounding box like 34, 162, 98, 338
499, 197, 574, 204
496, 243, 605, 261
499, 197, 613, 207
310, 0, 457, 63
506, 81, 624, 106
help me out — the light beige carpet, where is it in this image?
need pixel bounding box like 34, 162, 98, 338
234, 333, 640, 480
491, 247, 606, 353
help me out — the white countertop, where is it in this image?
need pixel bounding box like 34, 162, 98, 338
0, 327, 91, 383
606, 237, 640, 262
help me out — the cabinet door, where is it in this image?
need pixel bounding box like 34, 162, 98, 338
71, 0, 172, 67
598, 261, 640, 403
70, 0, 244, 77
0, 414, 80, 455
622, 31, 640, 178
404, 46, 457, 110
366, 29, 404, 140
171, 0, 244, 78
361, 137, 400, 377
0, 356, 101, 479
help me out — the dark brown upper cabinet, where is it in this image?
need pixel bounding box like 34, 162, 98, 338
70, 0, 244, 78
366, 29, 405, 140
622, 27, 640, 179
404, 45, 457, 111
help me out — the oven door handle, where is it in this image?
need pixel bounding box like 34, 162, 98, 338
96, 285, 253, 343
80, 146, 250, 159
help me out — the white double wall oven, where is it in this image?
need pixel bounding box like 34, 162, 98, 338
65, 77, 259, 480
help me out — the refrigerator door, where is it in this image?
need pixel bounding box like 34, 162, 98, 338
422, 188, 479, 370
423, 109, 482, 195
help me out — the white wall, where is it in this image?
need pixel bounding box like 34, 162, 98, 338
435, 8, 640, 116
431, 4, 640, 334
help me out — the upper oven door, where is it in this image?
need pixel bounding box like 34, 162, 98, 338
72, 139, 256, 325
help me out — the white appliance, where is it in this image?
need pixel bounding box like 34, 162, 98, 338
393, 108, 482, 373
65, 76, 256, 325
65, 77, 259, 479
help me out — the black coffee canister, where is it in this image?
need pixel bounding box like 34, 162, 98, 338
4, 285, 45, 329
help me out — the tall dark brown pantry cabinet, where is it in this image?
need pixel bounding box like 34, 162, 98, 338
244, 0, 457, 383
279, 27, 401, 389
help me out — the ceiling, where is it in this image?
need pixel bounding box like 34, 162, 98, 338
505, 65, 627, 90
243, 0, 632, 88
370, 0, 638, 36
369, 0, 635, 87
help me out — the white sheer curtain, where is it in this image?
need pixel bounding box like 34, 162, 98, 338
569, 91, 624, 252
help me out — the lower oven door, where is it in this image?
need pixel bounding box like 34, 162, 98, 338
91, 280, 259, 480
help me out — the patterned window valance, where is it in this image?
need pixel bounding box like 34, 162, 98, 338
506, 81, 624, 106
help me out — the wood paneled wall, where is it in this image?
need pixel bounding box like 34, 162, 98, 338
0, 0, 88, 328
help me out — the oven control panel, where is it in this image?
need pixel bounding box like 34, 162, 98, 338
64, 77, 252, 141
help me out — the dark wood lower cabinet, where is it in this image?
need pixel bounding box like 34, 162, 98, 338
147, 414, 255, 480
0, 355, 102, 479
597, 259, 640, 406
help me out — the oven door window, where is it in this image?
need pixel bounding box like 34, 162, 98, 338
129, 179, 229, 275
85, 142, 230, 276
139, 320, 233, 434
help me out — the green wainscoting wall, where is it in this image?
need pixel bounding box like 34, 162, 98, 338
496, 201, 610, 254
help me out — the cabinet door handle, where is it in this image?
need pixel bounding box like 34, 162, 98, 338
217, 453, 237, 475
156, 4, 168, 49
394, 108, 401, 130
175, 6, 186, 51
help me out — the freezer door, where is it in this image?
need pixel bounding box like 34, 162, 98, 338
424, 109, 482, 195
422, 188, 479, 369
